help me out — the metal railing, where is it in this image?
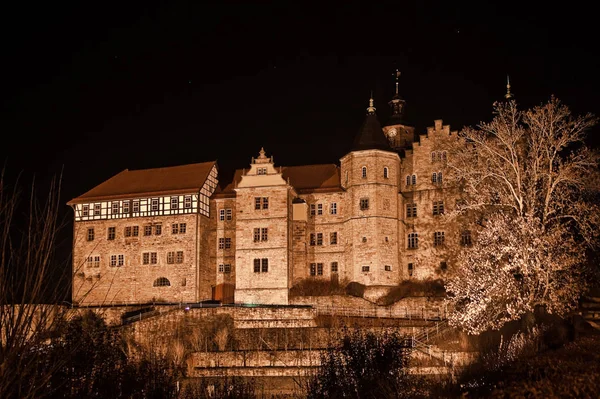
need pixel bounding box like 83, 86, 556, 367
314, 304, 447, 321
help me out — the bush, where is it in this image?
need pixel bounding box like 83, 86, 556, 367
345, 281, 366, 298
289, 278, 347, 297
378, 279, 446, 305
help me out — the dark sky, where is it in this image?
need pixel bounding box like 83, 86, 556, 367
2, 0, 599, 213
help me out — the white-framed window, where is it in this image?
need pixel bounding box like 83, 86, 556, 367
408, 232, 418, 249
220, 209, 225, 221
257, 167, 267, 175
133, 200, 140, 213
82, 205, 89, 217
107, 227, 116, 240
383, 167, 389, 179
434, 231, 445, 247
93, 255, 100, 267
361, 166, 367, 178
317, 204, 323, 215
112, 202, 119, 215
94, 203, 101, 216
87, 228, 94, 241
123, 200, 130, 214
171, 196, 179, 210
184, 195, 192, 209
362, 265, 370, 272
218, 264, 224, 273
118, 254, 124, 266
330, 203, 337, 215
151, 198, 159, 211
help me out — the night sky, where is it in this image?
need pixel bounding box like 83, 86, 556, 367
2, 1, 599, 238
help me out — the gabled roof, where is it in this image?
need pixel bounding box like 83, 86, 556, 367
217, 164, 341, 196
352, 112, 392, 151
67, 161, 217, 204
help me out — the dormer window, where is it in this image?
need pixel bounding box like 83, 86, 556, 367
383, 167, 389, 179
361, 166, 367, 178
257, 167, 267, 175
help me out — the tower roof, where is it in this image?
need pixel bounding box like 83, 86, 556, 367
351, 95, 391, 151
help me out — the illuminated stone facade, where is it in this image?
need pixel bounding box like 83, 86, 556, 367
68, 94, 460, 306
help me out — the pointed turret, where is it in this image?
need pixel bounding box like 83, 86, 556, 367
388, 69, 406, 125
352, 93, 391, 151
504, 75, 514, 100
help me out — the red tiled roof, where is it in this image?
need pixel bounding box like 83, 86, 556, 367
67, 161, 217, 204
217, 164, 341, 195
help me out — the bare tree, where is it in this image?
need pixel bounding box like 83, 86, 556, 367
445, 97, 600, 334
0, 169, 73, 398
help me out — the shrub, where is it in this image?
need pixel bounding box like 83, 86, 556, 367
289, 278, 347, 297
345, 281, 366, 298
378, 279, 446, 305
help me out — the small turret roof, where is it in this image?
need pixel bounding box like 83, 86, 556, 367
351, 96, 391, 151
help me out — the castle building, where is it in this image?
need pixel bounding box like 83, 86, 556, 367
68, 78, 465, 306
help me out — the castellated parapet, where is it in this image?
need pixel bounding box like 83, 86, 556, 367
68, 97, 463, 306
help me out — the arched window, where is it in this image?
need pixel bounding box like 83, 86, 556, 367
432, 172, 438, 183
411, 174, 417, 185
437, 152, 442, 162
383, 167, 389, 179
438, 172, 443, 184
442, 151, 447, 161
361, 166, 367, 178
153, 277, 171, 287
406, 175, 411, 186
431, 152, 436, 162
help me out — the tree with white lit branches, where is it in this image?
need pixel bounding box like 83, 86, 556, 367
445, 97, 600, 334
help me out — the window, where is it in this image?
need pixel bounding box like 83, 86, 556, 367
171, 196, 179, 210
176, 251, 184, 263
406, 175, 411, 186
110, 254, 124, 267
123, 200, 130, 214
151, 199, 159, 211
432, 172, 438, 184
226, 209, 232, 220
110, 255, 117, 267
310, 263, 323, 276
167, 252, 174, 264
87, 228, 94, 241
361, 166, 367, 178
310, 204, 316, 216
133, 200, 140, 213
360, 198, 369, 210
225, 238, 231, 249
86, 256, 93, 268
172, 224, 178, 234
431, 152, 436, 162
220, 209, 225, 221
261, 228, 268, 242
118, 254, 124, 266
261, 258, 268, 272
408, 232, 418, 249
440, 261, 448, 271
433, 201, 445, 215
257, 167, 267, 175
150, 252, 157, 264
143, 253, 150, 265
385, 265, 392, 271
254, 197, 268, 210
219, 238, 225, 249
406, 203, 417, 218
218, 264, 224, 273
153, 277, 170, 287
82, 205, 89, 217
310, 233, 316, 246
93, 256, 100, 267
330, 203, 337, 215
408, 263, 414, 277
224, 264, 231, 273
317, 204, 323, 215
184, 195, 192, 209
442, 151, 447, 161
253, 228, 260, 243
432, 172, 443, 184
179, 223, 187, 233
155, 224, 162, 235
132, 226, 139, 237
94, 204, 101, 216
331, 262, 338, 273
112, 202, 119, 215
144, 225, 152, 236
383, 167, 389, 179
362, 266, 370, 272
316, 233, 323, 246
461, 230, 472, 246
330, 232, 338, 245
124, 226, 131, 237
108, 227, 116, 240
412, 174, 417, 185
182, 278, 186, 286
254, 258, 261, 273
434, 231, 445, 247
